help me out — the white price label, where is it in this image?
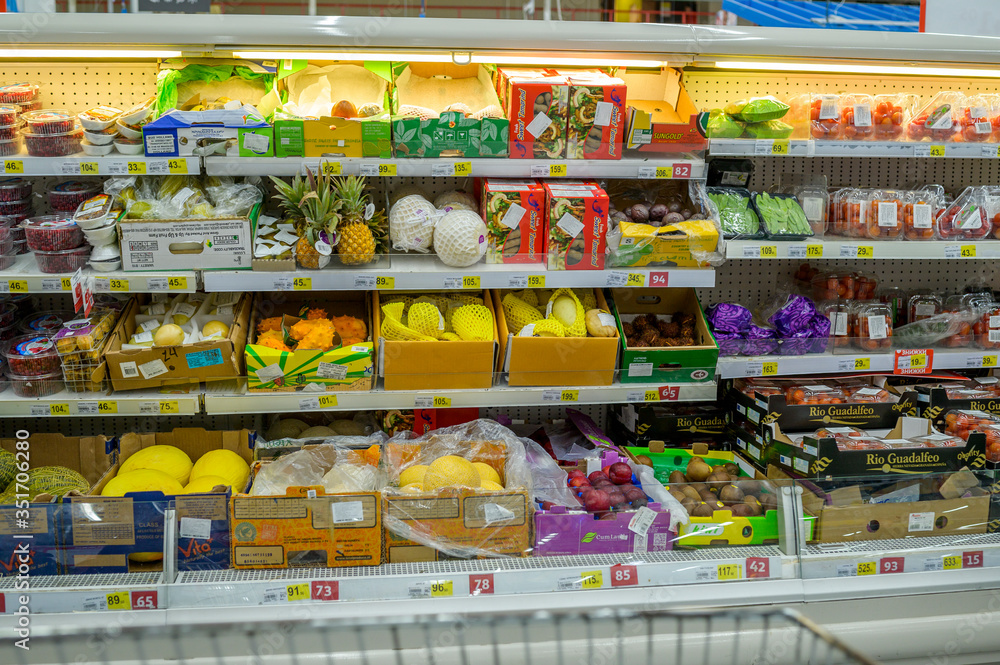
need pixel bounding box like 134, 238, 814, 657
273, 277, 293, 291
146, 277, 168, 291
628, 506, 657, 537
507, 275, 528, 288
914, 145, 932, 157
414, 396, 433, 408
605, 271, 629, 287
353, 275, 376, 288
299, 397, 320, 411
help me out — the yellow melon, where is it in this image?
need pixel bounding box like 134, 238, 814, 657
120, 445, 193, 485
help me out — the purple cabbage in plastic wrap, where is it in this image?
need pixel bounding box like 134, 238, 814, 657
715, 330, 745, 357
808, 313, 832, 354
744, 323, 778, 356
706, 302, 752, 334
780, 329, 813, 356
769, 294, 817, 336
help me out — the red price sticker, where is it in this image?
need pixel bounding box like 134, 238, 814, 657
131, 590, 158, 610
879, 557, 904, 575
0, 593, 5, 613
469, 574, 494, 595
610, 564, 638, 587
659, 386, 680, 401
311, 581, 339, 601
649, 272, 669, 287
672, 163, 692, 179
894, 349, 933, 375
745, 557, 770, 579
964, 551, 984, 568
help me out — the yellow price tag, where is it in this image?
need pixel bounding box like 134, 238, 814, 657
653, 166, 673, 178
910, 353, 927, 369
806, 244, 823, 258
549, 164, 568, 177
857, 246, 874, 258
286, 583, 311, 601
433, 396, 452, 407
109, 278, 130, 292
943, 555, 963, 570
560, 390, 579, 402
7, 280, 27, 293
159, 401, 180, 414
759, 245, 777, 258
430, 581, 453, 597
378, 163, 397, 176
717, 563, 742, 580
98, 401, 118, 414
580, 570, 603, 589
60, 277, 71, 291
168, 158, 186, 174
376, 276, 395, 289
454, 161, 472, 176
49, 403, 70, 416
644, 390, 660, 402
105, 591, 131, 611
761, 361, 778, 376
854, 357, 871, 371
167, 276, 188, 290
983, 355, 998, 368
961, 245, 977, 258
930, 145, 946, 157
4, 160, 23, 174
626, 273, 645, 287
462, 276, 480, 289
293, 277, 312, 290
80, 162, 100, 175
127, 161, 146, 175
856, 561, 877, 576
771, 140, 790, 155
321, 161, 343, 176
319, 395, 338, 408
527, 275, 545, 288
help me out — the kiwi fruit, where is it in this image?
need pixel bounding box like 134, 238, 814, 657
760, 492, 778, 512
730, 503, 754, 518
719, 484, 745, 505
691, 502, 714, 518
686, 458, 712, 482
736, 479, 762, 497
704, 499, 724, 511
705, 472, 730, 491
690, 482, 709, 495
724, 463, 740, 477
668, 470, 687, 485
681, 486, 702, 502
743, 495, 763, 516
681, 497, 697, 513
711, 465, 728, 475
669, 490, 687, 503
635, 455, 654, 467
699, 490, 718, 503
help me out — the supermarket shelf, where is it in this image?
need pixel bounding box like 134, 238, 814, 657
204, 156, 706, 179
203, 258, 715, 291
202, 380, 718, 414
0, 155, 199, 176
0, 388, 201, 417
716, 348, 998, 379
0, 254, 197, 294
727, 239, 1000, 260
0, 572, 164, 616
709, 138, 1000, 159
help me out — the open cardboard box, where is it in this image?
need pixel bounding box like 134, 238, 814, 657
373, 290, 499, 391
609, 288, 718, 384
620, 68, 706, 153
493, 288, 619, 387
143, 107, 274, 158
245, 292, 375, 392
392, 63, 508, 158
105, 295, 250, 391
0, 434, 116, 576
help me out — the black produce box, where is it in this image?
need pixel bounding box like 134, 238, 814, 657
728, 424, 768, 469
766, 417, 987, 480
607, 403, 726, 448
917, 386, 1000, 429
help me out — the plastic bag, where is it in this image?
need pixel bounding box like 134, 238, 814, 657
706, 187, 762, 239
743, 120, 793, 139
523, 438, 579, 508
155, 64, 275, 117
705, 109, 745, 138
248, 442, 383, 496
751, 192, 813, 240
726, 96, 789, 123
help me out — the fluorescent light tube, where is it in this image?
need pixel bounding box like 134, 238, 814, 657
0, 49, 182, 59
713, 60, 1000, 78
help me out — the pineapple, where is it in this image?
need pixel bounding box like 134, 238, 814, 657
269, 167, 342, 270
335, 175, 379, 265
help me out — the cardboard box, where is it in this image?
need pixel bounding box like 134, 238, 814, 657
494, 288, 619, 386
609, 288, 719, 384
607, 403, 726, 447
245, 292, 375, 392
374, 290, 498, 391
142, 107, 274, 158
62, 428, 254, 572
500, 68, 570, 159
230, 466, 381, 569
543, 182, 609, 270
729, 424, 769, 468
620, 68, 707, 153
392, 63, 508, 158
917, 384, 1000, 429
413, 408, 481, 434
565, 73, 627, 160
105, 295, 250, 391
0, 434, 116, 577
481, 178, 546, 264
119, 202, 259, 272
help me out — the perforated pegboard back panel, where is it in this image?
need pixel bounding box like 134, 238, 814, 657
7, 62, 158, 114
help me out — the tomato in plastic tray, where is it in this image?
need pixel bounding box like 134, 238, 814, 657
866, 191, 903, 239
973, 304, 1000, 350
785, 383, 847, 405
0, 178, 31, 203
17, 309, 73, 335
22, 215, 83, 251
811, 272, 854, 300
842, 385, 895, 403
0, 82, 39, 104
23, 126, 83, 157
944, 409, 1000, 440
34, 245, 89, 274
8, 369, 62, 398
839, 94, 875, 141
21, 110, 75, 136
908, 293, 942, 323
821, 301, 851, 348
907, 92, 963, 143
3, 334, 60, 375
47, 181, 100, 212
873, 94, 910, 141
810, 95, 842, 139
852, 301, 893, 351
937, 188, 991, 240
903, 194, 938, 240
959, 95, 994, 143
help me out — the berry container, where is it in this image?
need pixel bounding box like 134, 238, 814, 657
0, 123, 17, 141
0, 321, 17, 342
11, 239, 26, 255
15, 100, 41, 114
18, 309, 74, 336
0, 300, 14, 328
0, 371, 8, 394
0, 253, 15, 271
8, 369, 63, 398
866, 190, 904, 240
873, 94, 914, 141
34, 245, 90, 274
23, 215, 83, 251
839, 93, 876, 141
0, 198, 30, 217
3, 334, 60, 375
0, 136, 21, 157
810, 94, 842, 140
903, 193, 938, 240
0, 105, 17, 126
23, 125, 83, 157
48, 181, 100, 212
21, 110, 75, 135
0, 178, 31, 202
0, 213, 28, 230
0, 82, 39, 104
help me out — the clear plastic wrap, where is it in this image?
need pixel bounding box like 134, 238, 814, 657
248, 439, 384, 496
809, 94, 841, 140
873, 93, 915, 141
907, 91, 963, 143
960, 94, 994, 143
705, 187, 762, 239
937, 186, 991, 240
750, 191, 813, 240
866, 189, 904, 240
839, 93, 875, 141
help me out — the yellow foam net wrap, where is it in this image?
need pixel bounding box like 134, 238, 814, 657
577, 289, 597, 312
519, 289, 539, 307
408, 302, 445, 339
440, 332, 461, 341
452, 304, 494, 341
548, 288, 587, 337
380, 302, 437, 341
529, 319, 565, 337
502, 293, 543, 334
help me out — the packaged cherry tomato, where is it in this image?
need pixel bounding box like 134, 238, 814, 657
738, 377, 782, 398
873, 93, 915, 141
974, 302, 1000, 350
838, 188, 869, 238
846, 385, 896, 403
959, 95, 994, 143
785, 383, 847, 405
903, 190, 939, 240
839, 93, 875, 141
811, 272, 855, 301
943, 409, 1000, 440
907, 91, 964, 142
866, 189, 904, 239
909, 432, 964, 448
853, 300, 893, 352
820, 300, 851, 349
940, 295, 975, 348
908, 292, 942, 323
809, 94, 842, 140
937, 186, 991, 240
854, 272, 878, 300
